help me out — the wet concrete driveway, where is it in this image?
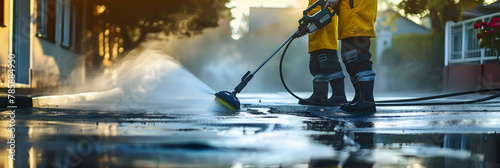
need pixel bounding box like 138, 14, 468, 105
1, 93, 500, 168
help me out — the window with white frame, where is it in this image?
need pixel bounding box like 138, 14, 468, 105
61, 0, 84, 50
61, 0, 70, 47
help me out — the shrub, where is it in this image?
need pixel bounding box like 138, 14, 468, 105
379, 32, 444, 92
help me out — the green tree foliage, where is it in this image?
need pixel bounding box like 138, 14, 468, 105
397, 0, 483, 31
94, 0, 231, 53
380, 32, 445, 91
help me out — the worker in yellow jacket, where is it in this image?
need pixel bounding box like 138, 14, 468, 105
324, 0, 377, 112
299, 0, 347, 106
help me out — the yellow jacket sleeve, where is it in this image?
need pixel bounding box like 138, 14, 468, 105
308, 0, 339, 53
338, 0, 377, 40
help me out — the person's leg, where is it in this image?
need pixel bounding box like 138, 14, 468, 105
312, 49, 347, 105
347, 76, 361, 105
299, 52, 328, 105
340, 37, 376, 112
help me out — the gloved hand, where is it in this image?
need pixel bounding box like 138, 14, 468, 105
296, 27, 308, 38
323, 0, 340, 10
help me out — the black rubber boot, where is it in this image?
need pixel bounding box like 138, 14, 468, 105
299, 81, 328, 105
321, 79, 347, 105
341, 78, 361, 109
341, 81, 376, 112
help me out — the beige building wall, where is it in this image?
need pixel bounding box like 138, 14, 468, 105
0, 0, 10, 65
0, 0, 11, 87
30, 0, 82, 88
0, 0, 85, 88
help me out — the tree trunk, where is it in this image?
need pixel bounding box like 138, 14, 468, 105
121, 27, 148, 54
442, 0, 460, 23
429, 8, 442, 32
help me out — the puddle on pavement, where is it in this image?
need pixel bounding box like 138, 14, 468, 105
0, 107, 499, 168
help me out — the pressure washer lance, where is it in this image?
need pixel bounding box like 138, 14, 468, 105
214, 0, 337, 111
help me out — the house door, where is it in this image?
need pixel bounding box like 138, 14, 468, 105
12, 0, 30, 84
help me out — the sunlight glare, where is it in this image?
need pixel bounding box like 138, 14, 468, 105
226, 0, 303, 40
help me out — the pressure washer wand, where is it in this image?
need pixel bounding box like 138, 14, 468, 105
232, 31, 299, 94
215, 0, 336, 111
234, 0, 336, 94
214, 31, 298, 111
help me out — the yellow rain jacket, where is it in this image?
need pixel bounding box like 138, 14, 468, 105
338, 0, 377, 40
308, 0, 339, 53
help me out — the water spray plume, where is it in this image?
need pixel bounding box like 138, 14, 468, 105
58, 50, 216, 111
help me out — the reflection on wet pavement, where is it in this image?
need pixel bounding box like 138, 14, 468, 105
0, 94, 500, 168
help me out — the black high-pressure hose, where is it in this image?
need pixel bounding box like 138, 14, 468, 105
375, 88, 500, 106
279, 36, 500, 107
279, 37, 325, 106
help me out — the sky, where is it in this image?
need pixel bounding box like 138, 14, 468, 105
226, 0, 497, 40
